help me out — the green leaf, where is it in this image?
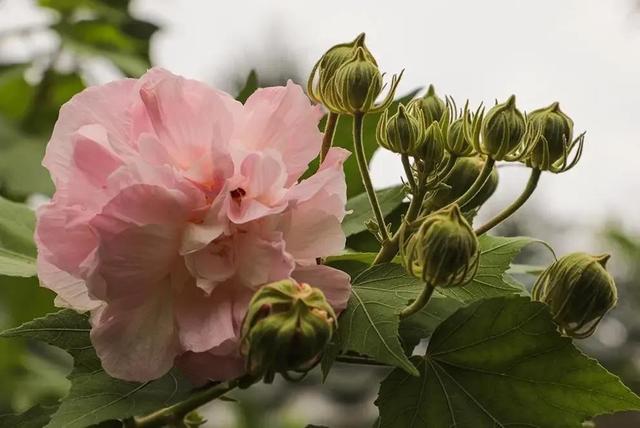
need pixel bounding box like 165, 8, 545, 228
236, 70, 258, 103
337, 264, 424, 376
0, 404, 60, 428
1, 310, 193, 428
437, 235, 546, 304
0, 196, 37, 277
377, 296, 640, 428
342, 185, 405, 237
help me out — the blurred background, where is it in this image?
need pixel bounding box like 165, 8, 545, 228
0, 0, 639, 426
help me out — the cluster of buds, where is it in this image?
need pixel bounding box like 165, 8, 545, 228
402, 204, 480, 288
240, 279, 336, 382
307, 33, 402, 115
532, 253, 617, 338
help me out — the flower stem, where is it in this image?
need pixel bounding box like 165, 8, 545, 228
128, 377, 248, 428
320, 112, 340, 164
451, 157, 495, 209
353, 112, 390, 242
399, 283, 435, 319
401, 154, 417, 193
474, 168, 541, 236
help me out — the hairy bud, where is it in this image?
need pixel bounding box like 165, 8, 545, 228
426, 155, 499, 212
524, 102, 584, 173
479, 95, 526, 161
532, 253, 617, 338
307, 33, 375, 109
377, 104, 425, 155
240, 280, 336, 381
409, 85, 446, 128
402, 205, 480, 287
414, 122, 446, 177
446, 116, 475, 157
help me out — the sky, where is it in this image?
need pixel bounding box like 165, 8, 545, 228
2, 0, 640, 250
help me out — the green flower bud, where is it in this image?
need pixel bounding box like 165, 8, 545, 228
332, 47, 383, 114
426, 155, 499, 212
532, 253, 617, 338
307, 33, 376, 108
377, 104, 425, 155
414, 122, 446, 177
524, 102, 584, 173
480, 95, 527, 161
240, 280, 336, 381
402, 204, 480, 288
409, 85, 446, 128
446, 116, 475, 157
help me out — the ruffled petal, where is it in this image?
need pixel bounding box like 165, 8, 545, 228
291, 264, 352, 312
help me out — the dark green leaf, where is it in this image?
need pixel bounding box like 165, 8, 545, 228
236, 70, 258, 103
337, 264, 423, 376
342, 186, 405, 237
437, 235, 544, 304
377, 296, 640, 428
0, 403, 59, 428
1, 310, 193, 428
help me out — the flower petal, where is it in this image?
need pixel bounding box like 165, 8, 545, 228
292, 264, 352, 312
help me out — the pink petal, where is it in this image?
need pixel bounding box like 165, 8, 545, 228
37, 256, 101, 312
176, 349, 245, 385
233, 230, 295, 287
175, 283, 251, 352
90, 281, 180, 382
44, 78, 138, 186
238, 81, 324, 184
292, 264, 352, 312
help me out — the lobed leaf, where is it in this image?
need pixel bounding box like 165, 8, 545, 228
342, 185, 405, 237
0, 196, 37, 277
377, 296, 640, 428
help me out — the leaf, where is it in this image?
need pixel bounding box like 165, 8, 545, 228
337, 264, 424, 376
437, 235, 545, 304
377, 296, 640, 428
398, 296, 464, 354
0, 196, 37, 277
342, 185, 405, 237
0, 404, 60, 428
236, 70, 258, 103
0, 310, 193, 428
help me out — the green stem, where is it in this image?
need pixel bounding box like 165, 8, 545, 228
320, 112, 339, 164
474, 168, 541, 236
400, 283, 435, 319
353, 112, 390, 242
451, 157, 495, 209
128, 378, 246, 428
401, 154, 417, 193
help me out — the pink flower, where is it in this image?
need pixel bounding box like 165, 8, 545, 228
36, 68, 351, 383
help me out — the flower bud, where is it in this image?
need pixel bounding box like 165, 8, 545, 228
332, 47, 383, 114
402, 204, 480, 288
446, 116, 475, 157
240, 280, 336, 380
524, 102, 584, 173
480, 95, 526, 161
532, 253, 617, 338
425, 155, 499, 212
307, 33, 376, 109
414, 122, 446, 177
409, 85, 446, 128
377, 104, 425, 155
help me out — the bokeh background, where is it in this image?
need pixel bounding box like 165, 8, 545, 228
1, 0, 639, 426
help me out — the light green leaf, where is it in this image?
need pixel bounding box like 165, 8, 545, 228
0, 196, 37, 277
0, 310, 193, 428
377, 296, 640, 428
342, 185, 405, 237
337, 264, 423, 376
437, 235, 547, 303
